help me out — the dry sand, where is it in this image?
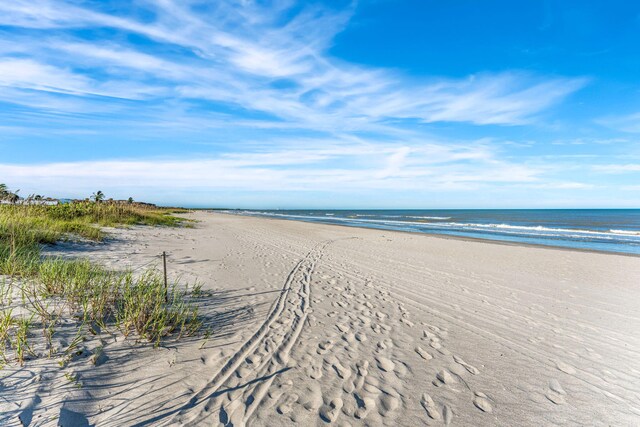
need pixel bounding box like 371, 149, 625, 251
2, 211, 640, 426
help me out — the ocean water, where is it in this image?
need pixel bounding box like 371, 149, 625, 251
227, 209, 640, 255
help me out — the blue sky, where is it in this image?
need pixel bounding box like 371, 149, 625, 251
0, 0, 639, 208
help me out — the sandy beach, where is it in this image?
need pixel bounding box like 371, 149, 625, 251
2, 211, 640, 426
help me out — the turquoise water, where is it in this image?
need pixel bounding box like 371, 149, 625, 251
227, 209, 640, 255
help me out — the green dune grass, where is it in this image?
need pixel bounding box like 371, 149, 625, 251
0, 201, 201, 366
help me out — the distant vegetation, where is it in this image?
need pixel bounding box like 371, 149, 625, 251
0, 183, 20, 204
0, 185, 201, 367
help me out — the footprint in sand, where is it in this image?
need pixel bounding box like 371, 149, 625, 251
320, 398, 343, 423
473, 392, 493, 412
337, 323, 350, 333
354, 360, 369, 389
265, 379, 294, 409
277, 393, 299, 414
299, 384, 323, 412
308, 364, 323, 379
448, 362, 469, 378
375, 356, 395, 372
343, 380, 358, 395
333, 361, 351, 380
443, 404, 454, 425
379, 393, 400, 416
354, 393, 376, 419
555, 360, 576, 375
358, 313, 372, 325
415, 346, 433, 361
355, 332, 367, 342
422, 329, 436, 340
342, 332, 356, 344
340, 395, 358, 418
453, 354, 479, 374
434, 369, 456, 386
545, 379, 567, 405
362, 376, 381, 398
376, 339, 393, 352
400, 317, 414, 327
318, 340, 334, 355
394, 362, 409, 378
420, 393, 441, 420
429, 339, 442, 350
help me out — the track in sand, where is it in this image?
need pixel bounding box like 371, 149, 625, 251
170, 240, 332, 426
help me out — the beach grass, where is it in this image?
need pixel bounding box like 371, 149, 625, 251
0, 201, 201, 366
0, 201, 188, 275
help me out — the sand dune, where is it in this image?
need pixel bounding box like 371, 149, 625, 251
2, 211, 639, 426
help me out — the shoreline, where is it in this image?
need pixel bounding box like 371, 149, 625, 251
212, 211, 640, 258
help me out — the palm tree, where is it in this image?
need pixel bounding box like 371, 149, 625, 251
0, 184, 19, 204
91, 190, 105, 203
0, 184, 9, 201
8, 192, 19, 204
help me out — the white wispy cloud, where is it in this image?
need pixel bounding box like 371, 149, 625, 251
0, 0, 586, 132
0, 139, 543, 198
0, 58, 91, 95
593, 164, 640, 173
598, 112, 640, 133
525, 182, 596, 190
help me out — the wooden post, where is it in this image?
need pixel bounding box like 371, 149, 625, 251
162, 251, 168, 302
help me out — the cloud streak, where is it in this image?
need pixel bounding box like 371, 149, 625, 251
593, 164, 640, 173
0, 0, 586, 133
0, 140, 542, 199
598, 112, 640, 133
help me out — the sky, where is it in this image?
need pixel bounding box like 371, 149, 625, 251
0, 0, 639, 208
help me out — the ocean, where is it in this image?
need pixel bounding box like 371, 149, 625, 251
226, 209, 640, 255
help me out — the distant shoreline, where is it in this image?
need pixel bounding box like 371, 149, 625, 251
208, 210, 640, 258
184, 207, 640, 211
